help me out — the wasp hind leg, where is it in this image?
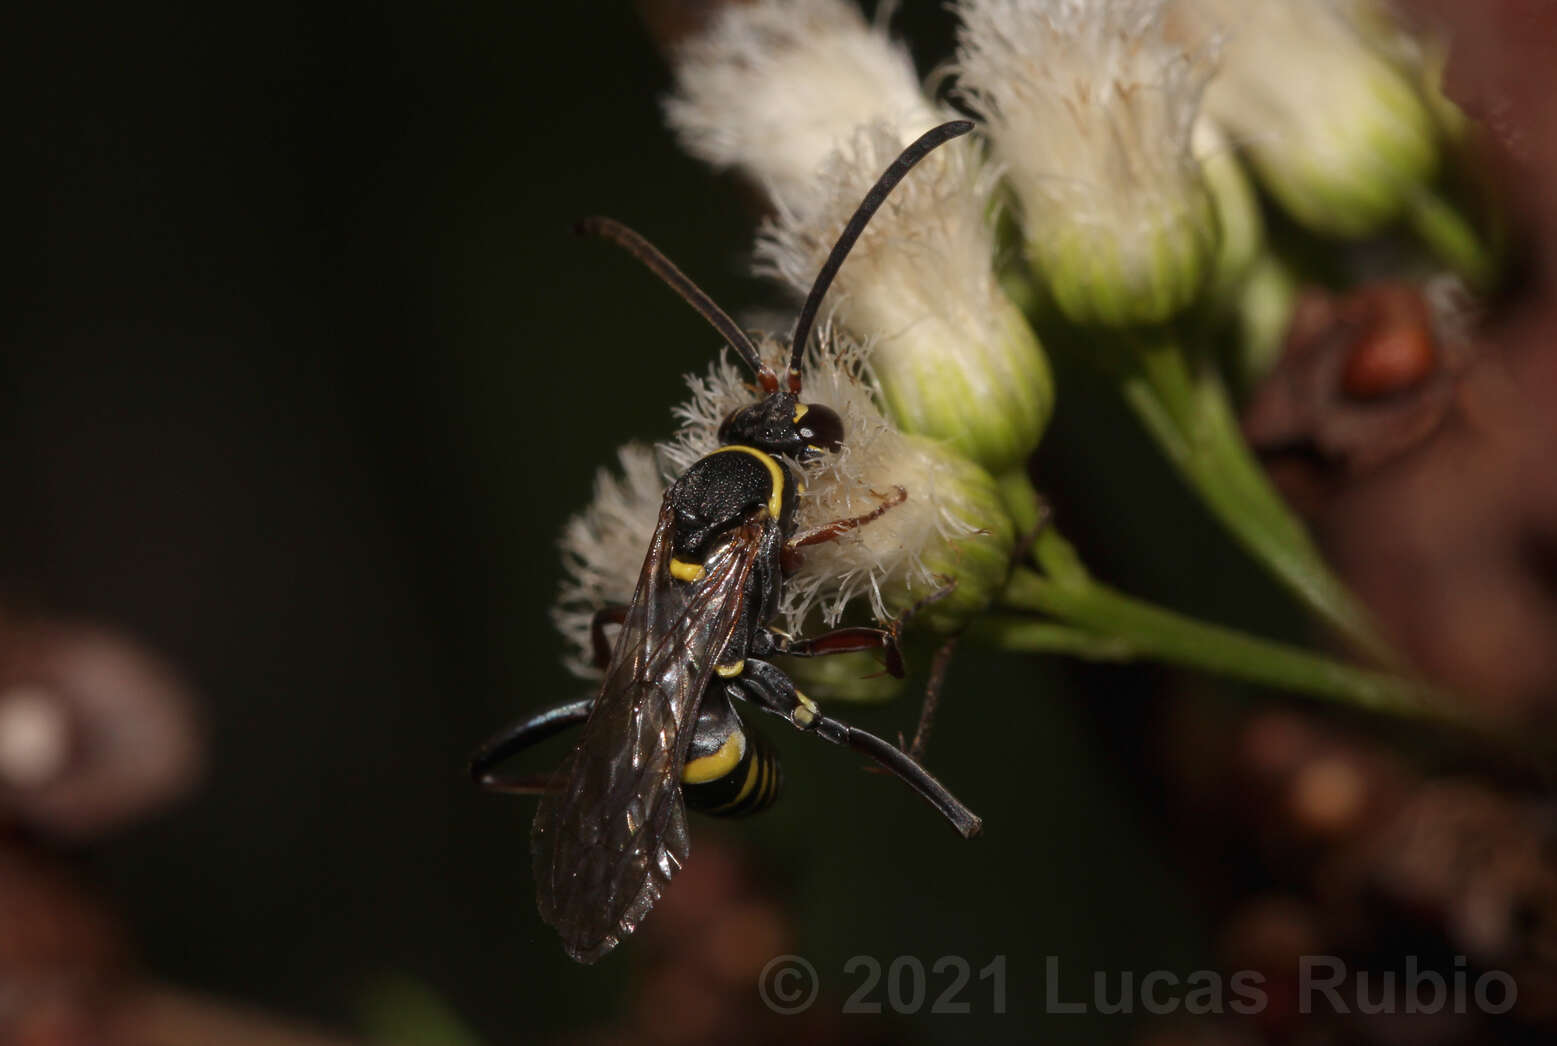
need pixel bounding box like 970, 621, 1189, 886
908, 636, 959, 762
755, 624, 905, 679
469, 698, 594, 795
727, 658, 981, 839
470, 604, 630, 794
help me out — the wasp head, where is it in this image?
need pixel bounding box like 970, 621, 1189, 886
718, 391, 843, 462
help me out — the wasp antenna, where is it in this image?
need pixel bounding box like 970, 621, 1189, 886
576, 216, 779, 391
786, 119, 975, 392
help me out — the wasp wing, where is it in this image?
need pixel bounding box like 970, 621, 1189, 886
532, 498, 766, 963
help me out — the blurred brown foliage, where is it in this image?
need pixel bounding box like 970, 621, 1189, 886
1157, 8, 1557, 1041
0, 608, 354, 1046
1245, 0, 1557, 723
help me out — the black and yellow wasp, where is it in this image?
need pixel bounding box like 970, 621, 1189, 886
472, 121, 981, 964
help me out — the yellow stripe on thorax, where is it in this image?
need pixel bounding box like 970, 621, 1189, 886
708, 445, 785, 519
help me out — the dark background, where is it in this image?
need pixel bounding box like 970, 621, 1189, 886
0, 4, 1265, 1042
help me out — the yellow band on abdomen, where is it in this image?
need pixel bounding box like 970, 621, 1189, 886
682, 731, 746, 785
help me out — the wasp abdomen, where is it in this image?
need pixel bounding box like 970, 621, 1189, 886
681, 699, 782, 817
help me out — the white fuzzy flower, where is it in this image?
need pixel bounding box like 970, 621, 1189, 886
756, 121, 1052, 474
1170, 0, 1438, 237
664, 330, 1012, 632
555, 328, 1015, 677
955, 0, 1218, 326
667, 0, 1052, 474
664, 0, 941, 207
552, 443, 669, 677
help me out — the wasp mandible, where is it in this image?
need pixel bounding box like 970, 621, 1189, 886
472, 120, 980, 964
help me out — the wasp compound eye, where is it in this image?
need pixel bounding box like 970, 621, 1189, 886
796, 402, 843, 455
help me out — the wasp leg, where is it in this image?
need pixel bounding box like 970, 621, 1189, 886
781, 486, 907, 572
1010, 495, 1054, 566
728, 659, 981, 839
868, 578, 962, 758
472, 605, 625, 794
754, 625, 904, 679
470, 697, 594, 793
893, 576, 959, 632
908, 636, 959, 762
590, 605, 629, 670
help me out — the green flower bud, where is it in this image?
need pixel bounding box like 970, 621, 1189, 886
863, 285, 1052, 476
557, 361, 1017, 680
877, 437, 1016, 636
1030, 185, 1219, 328
1183, 0, 1439, 238
759, 124, 1054, 474
665, 333, 1016, 638
1232, 253, 1299, 392
1195, 118, 1264, 303
1416, 43, 1468, 143
1337, 0, 1467, 140
666, 0, 1053, 472
955, 0, 1221, 327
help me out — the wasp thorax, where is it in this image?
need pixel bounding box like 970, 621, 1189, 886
717, 392, 843, 461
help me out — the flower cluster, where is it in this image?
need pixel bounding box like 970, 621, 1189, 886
667, 0, 1052, 476
956, 0, 1218, 326
555, 331, 1013, 678
1168, 0, 1438, 238
551, 0, 1478, 692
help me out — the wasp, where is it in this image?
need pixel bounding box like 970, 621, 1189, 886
472, 121, 981, 964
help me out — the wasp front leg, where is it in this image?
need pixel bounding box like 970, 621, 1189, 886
781, 485, 907, 573
725, 658, 981, 839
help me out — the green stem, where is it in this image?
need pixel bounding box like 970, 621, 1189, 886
996, 566, 1454, 722
1119, 335, 1398, 666
1408, 187, 1495, 291
966, 615, 1136, 661
995, 468, 1090, 588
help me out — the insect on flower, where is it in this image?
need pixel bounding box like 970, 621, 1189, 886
471, 121, 982, 964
